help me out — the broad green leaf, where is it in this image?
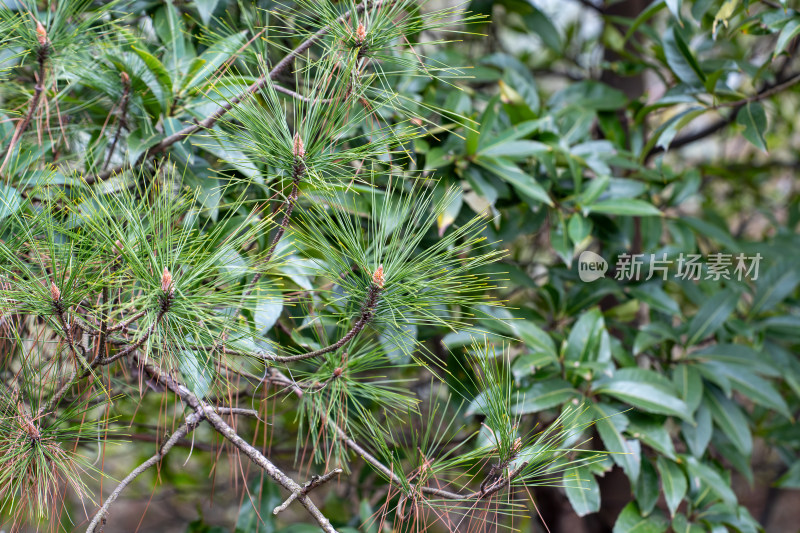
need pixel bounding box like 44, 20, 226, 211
682, 403, 712, 458
127, 128, 165, 164
522, 5, 561, 51
131, 46, 174, 111
672, 364, 703, 415
776, 461, 800, 489
685, 290, 739, 346
586, 199, 662, 217
774, 17, 800, 56
512, 379, 580, 414
500, 69, 540, 114
511, 320, 557, 361
683, 455, 736, 505
663, 27, 705, 84
564, 465, 600, 516
565, 308, 608, 363
666, 0, 683, 23
628, 417, 677, 460
480, 140, 550, 159
613, 502, 669, 533
0, 185, 22, 221
477, 156, 552, 206
235, 478, 280, 533
696, 361, 789, 417
657, 457, 687, 517
549, 81, 627, 111
594, 404, 641, 483
705, 387, 752, 456
254, 286, 283, 334
736, 102, 768, 152
751, 261, 800, 314
713, 0, 740, 35
594, 369, 692, 422
179, 350, 214, 399
183, 31, 247, 91
195, 0, 219, 26
636, 458, 660, 515
567, 214, 592, 247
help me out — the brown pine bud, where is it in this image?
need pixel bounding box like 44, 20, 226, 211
292, 132, 305, 159
35, 19, 48, 46
120, 71, 130, 85
355, 22, 366, 44
333, 367, 343, 378
50, 282, 61, 302
160, 267, 173, 293
372, 264, 385, 288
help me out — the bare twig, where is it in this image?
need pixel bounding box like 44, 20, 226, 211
85, 412, 205, 533
139, 357, 339, 532
273, 468, 343, 515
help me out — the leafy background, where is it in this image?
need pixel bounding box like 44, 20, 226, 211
1, 0, 799, 532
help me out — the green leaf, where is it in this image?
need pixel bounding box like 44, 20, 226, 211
479, 140, 550, 159
776, 460, 800, 489
662, 26, 705, 85
0, 185, 22, 221
254, 286, 283, 334
179, 350, 214, 399
182, 31, 247, 91
705, 387, 752, 456
775, 17, 800, 56
127, 128, 165, 164
751, 261, 800, 314
234, 478, 280, 533
685, 290, 739, 346
195, 0, 219, 26
477, 157, 552, 206
683, 455, 736, 505
681, 403, 712, 458
512, 378, 580, 414
564, 465, 600, 516
522, 5, 561, 51
613, 502, 669, 533
594, 404, 641, 483
131, 45, 174, 111
672, 364, 703, 415
549, 81, 627, 111
510, 320, 557, 362
565, 308, 609, 363
656, 457, 687, 518
736, 102, 768, 152
586, 199, 662, 217
697, 361, 789, 417
636, 457, 660, 516
500, 69, 540, 114
594, 369, 692, 422
666, 0, 683, 23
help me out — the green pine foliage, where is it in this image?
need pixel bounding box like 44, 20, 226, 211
0, 0, 799, 532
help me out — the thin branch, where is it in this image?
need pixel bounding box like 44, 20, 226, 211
102, 72, 131, 172
1, 38, 49, 177
273, 468, 343, 515
139, 357, 339, 532
85, 412, 205, 533
263, 282, 382, 363
647, 71, 800, 160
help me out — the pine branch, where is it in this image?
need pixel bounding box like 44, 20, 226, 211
86, 0, 388, 185
138, 356, 339, 533
102, 72, 131, 172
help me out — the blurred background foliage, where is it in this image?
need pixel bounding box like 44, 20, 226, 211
1, 0, 800, 532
